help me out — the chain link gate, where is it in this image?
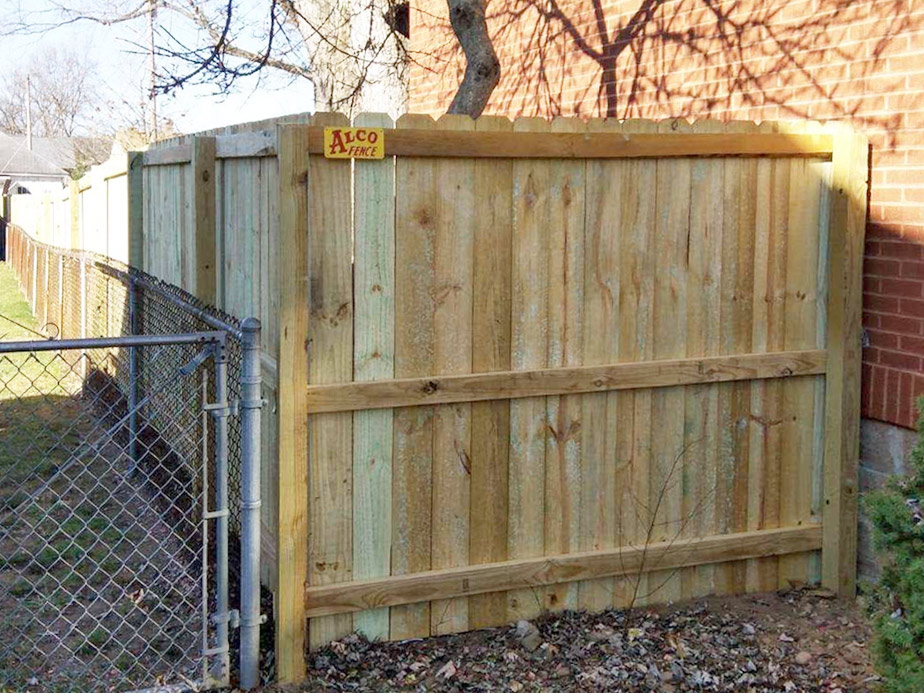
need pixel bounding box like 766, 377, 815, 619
0, 333, 233, 691
1, 226, 263, 692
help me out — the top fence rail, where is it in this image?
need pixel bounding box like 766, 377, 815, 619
141, 127, 835, 166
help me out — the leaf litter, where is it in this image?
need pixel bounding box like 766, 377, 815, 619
275, 588, 875, 692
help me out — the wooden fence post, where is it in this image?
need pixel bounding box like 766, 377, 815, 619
822, 127, 869, 597
127, 151, 144, 270
192, 137, 217, 305
68, 179, 80, 250
275, 124, 310, 683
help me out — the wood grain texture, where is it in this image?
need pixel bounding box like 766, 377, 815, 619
469, 115, 513, 630
579, 117, 622, 612
613, 119, 657, 609
306, 112, 354, 650
192, 137, 217, 304
822, 126, 868, 596
747, 122, 788, 593
390, 114, 438, 640
648, 119, 693, 605
508, 117, 551, 622
144, 130, 835, 165
304, 526, 823, 617
545, 116, 586, 613
430, 114, 475, 635
305, 351, 827, 413
683, 120, 725, 600
779, 121, 823, 588
274, 124, 310, 683
715, 121, 759, 595
351, 112, 395, 640
127, 152, 145, 270
302, 128, 835, 159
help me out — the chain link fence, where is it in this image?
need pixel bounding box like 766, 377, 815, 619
5, 226, 248, 536
1, 226, 263, 691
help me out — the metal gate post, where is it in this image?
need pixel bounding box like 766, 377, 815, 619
211, 336, 231, 684
239, 318, 263, 689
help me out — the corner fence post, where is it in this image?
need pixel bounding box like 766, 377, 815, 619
239, 317, 263, 689
275, 123, 310, 683
822, 128, 869, 597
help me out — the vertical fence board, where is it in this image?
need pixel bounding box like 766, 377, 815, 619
822, 127, 867, 596
648, 119, 693, 604
469, 115, 513, 630
275, 124, 310, 682
544, 116, 586, 613
390, 114, 438, 640
429, 114, 475, 635
779, 121, 823, 588
810, 121, 833, 585
306, 112, 355, 650
683, 119, 725, 600
613, 119, 658, 609
507, 116, 551, 622
192, 137, 217, 304
352, 112, 396, 641
579, 117, 621, 612
747, 122, 788, 592
716, 120, 759, 594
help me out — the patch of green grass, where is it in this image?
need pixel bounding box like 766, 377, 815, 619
76, 627, 110, 657
0, 261, 86, 500
9, 580, 33, 597
0, 262, 38, 340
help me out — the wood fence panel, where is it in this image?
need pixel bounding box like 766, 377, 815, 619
469, 115, 513, 630
508, 116, 551, 623
649, 119, 693, 605
429, 114, 476, 636
683, 119, 725, 601
544, 116, 586, 614
716, 120, 758, 594
579, 117, 621, 613
612, 119, 657, 609
390, 113, 438, 640
351, 112, 396, 641
779, 121, 825, 588
6, 113, 864, 679
306, 112, 355, 651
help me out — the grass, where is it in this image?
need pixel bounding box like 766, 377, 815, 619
0, 260, 204, 690
0, 261, 84, 501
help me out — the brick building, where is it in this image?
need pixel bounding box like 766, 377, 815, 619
409, 0, 924, 485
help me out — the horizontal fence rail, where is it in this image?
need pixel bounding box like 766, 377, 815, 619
141, 129, 835, 165
304, 349, 828, 413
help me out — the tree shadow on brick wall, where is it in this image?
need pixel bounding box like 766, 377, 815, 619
415, 0, 914, 137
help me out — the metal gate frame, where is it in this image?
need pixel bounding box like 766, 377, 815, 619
0, 311, 262, 689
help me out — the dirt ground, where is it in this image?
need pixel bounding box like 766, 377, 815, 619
276, 588, 875, 692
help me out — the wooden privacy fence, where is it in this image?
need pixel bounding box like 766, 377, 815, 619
7, 150, 130, 262
134, 113, 868, 683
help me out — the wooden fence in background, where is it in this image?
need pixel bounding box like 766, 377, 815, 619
12, 112, 868, 684
7, 151, 130, 263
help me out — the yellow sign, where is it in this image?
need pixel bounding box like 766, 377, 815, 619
323, 126, 385, 159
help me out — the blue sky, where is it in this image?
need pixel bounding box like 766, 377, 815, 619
0, 0, 316, 135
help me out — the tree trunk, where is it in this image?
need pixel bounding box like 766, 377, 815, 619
446, 0, 500, 117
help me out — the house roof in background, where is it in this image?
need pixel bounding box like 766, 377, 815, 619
0, 133, 113, 181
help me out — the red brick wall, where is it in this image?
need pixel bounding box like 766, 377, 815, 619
409, 0, 924, 428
